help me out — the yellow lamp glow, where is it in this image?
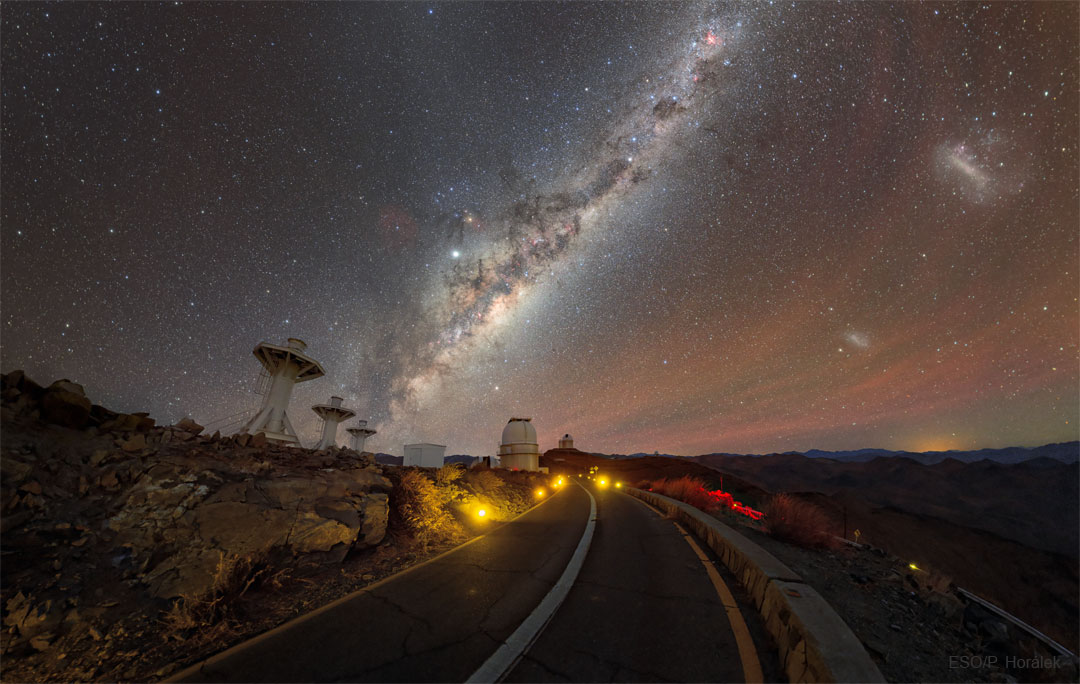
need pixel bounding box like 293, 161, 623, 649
477, 508, 487, 518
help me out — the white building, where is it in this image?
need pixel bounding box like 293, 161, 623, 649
558, 433, 574, 449
498, 418, 540, 471
403, 443, 446, 468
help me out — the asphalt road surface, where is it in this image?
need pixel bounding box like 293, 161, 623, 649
171, 479, 773, 682
505, 480, 765, 683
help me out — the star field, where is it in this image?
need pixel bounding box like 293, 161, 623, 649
2, 2, 1076, 456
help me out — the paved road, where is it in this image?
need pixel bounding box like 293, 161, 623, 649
172, 484, 591, 683
505, 480, 760, 683
172, 479, 770, 683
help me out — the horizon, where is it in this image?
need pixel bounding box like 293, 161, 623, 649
2, 3, 1077, 457
366, 438, 1080, 460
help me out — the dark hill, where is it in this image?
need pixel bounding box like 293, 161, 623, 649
693, 453, 1079, 558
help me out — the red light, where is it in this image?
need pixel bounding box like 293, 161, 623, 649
703, 488, 763, 520
705, 30, 720, 46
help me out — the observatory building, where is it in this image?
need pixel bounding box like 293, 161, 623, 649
347, 420, 377, 452
312, 396, 355, 450
242, 338, 325, 445
558, 433, 574, 449
498, 418, 540, 471
404, 443, 446, 468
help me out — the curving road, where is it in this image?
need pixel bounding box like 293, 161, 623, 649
171, 479, 772, 683
505, 480, 764, 683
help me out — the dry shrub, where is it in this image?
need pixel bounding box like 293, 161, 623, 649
435, 463, 464, 487
648, 476, 718, 512
434, 464, 466, 504
763, 494, 838, 548
160, 551, 266, 643
392, 468, 462, 546
465, 469, 504, 498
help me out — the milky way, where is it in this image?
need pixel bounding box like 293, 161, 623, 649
2, 2, 1076, 456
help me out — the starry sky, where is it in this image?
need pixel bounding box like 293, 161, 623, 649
2, 2, 1077, 457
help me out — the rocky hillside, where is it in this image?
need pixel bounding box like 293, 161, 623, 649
695, 451, 1080, 655
695, 451, 1079, 556
0, 371, 520, 682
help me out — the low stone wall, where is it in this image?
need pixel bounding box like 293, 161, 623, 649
626, 488, 883, 683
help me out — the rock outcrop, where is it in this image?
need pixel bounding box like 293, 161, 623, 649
0, 370, 389, 656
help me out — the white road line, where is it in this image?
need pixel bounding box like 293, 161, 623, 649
465, 480, 597, 683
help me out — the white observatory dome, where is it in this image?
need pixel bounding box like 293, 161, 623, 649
498, 417, 540, 471
501, 418, 537, 448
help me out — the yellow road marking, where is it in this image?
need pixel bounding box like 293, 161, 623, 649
674, 522, 764, 684
623, 493, 763, 684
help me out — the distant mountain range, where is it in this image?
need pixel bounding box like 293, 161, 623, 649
764, 441, 1078, 464
693, 447, 1079, 558
379, 442, 1079, 466
374, 453, 476, 466
616, 441, 1078, 465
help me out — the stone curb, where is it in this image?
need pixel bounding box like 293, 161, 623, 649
626, 487, 884, 683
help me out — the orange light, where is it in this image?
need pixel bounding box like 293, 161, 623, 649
535, 488, 546, 498
615, 482, 622, 488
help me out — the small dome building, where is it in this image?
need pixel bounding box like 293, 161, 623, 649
558, 433, 574, 449
498, 417, 540, 471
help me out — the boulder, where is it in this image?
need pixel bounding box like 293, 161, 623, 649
2, 369, 26, 391
258, 478, 328, 507
2, 593, 64, 639
144, 549, 226, 599
89, 404, 118, 425
358, 493, 389, 547
106, 412, 155, 432
120, 434, 147, 452
315, 499, 361, 529
40, 381, 92, 429
174, 417, 204, 434
340, 468, 393, 493
99, 470, 119, 490
1, 457, 33, 484
288, 512, 356, 553
193, 501, 292, 555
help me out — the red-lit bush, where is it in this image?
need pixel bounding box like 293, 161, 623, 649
649, 476, 717, 511
762, 494, 838, 548
646, 476, 764, 520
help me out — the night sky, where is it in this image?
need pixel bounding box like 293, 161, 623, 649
2, 2, 1077, 457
